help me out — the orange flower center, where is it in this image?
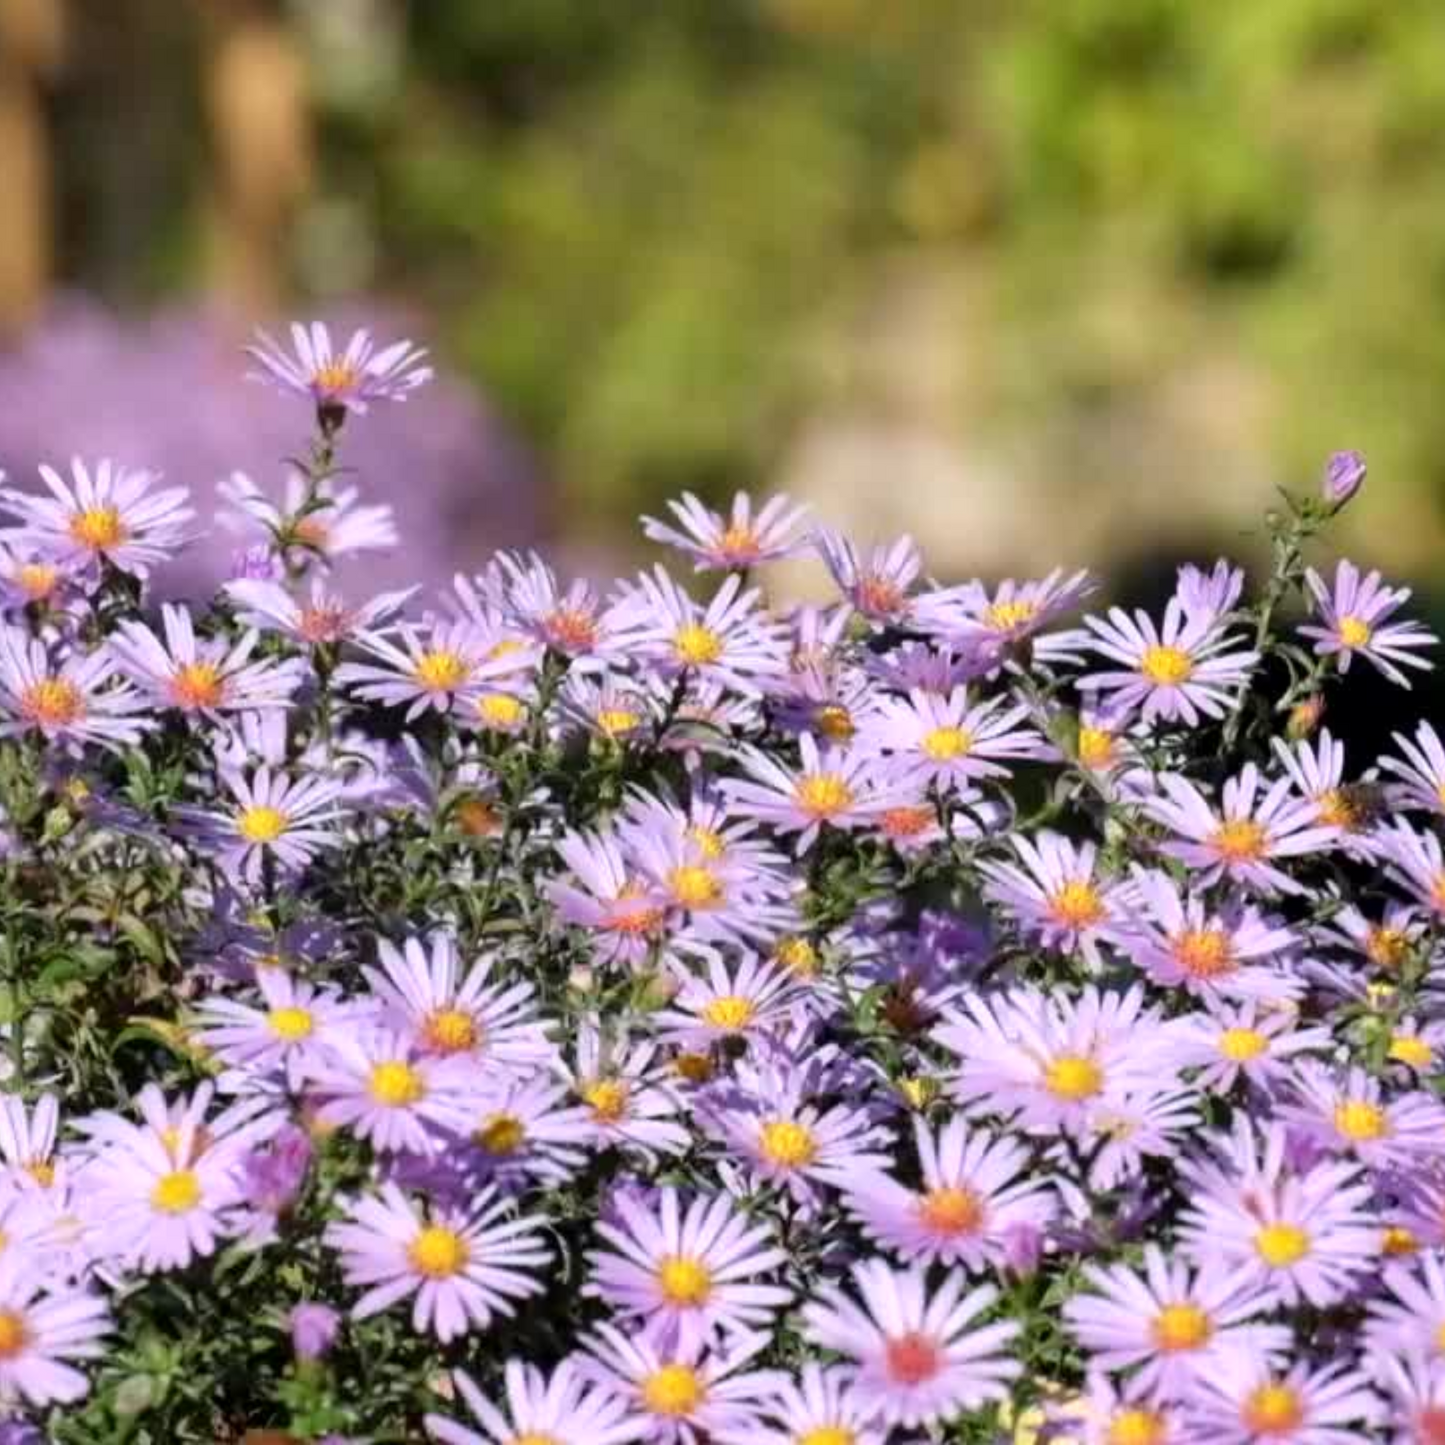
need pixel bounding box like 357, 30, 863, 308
1150, 1302, 1212, 1352
421, 1008, 479, 1054
1047, 879, 1105, 929
19, 677, 84, 728
917, 1185, 984, 1236
0, 1310, 27, 1359
1242, 1383, 1304, 1435
69, 505, 127, 551
1210, 818, 1268, 863
171, 661, 225, 710
1173, 928, 1235, 979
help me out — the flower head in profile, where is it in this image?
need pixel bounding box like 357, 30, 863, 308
0, 626, 150, 750
324, 1182, 548, 1342
0, 457, 193, 576
913, 568, 1094, 665
643, 492, 811, 571
802, 1259, 1019, 1429
545, 829, 669, 968
425, 1360, 647, 1445
225, 576, 415, 648
1300, 560, 1436, 687
247, 321, 432, 416
816, 531, 923, 624
218, 471, 397, 566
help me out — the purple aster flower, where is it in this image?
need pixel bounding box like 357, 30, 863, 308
747, 1364, 889, 1445
1122, 869, 1299, 1003
1300, 561, 1437, 687
860, 686, 1043, 788
1380, 1353, 1445, 1445
289, 1302, 342, 1361
309, 1029, 477, 1154
979, 832, 1136, 969
1323, 449, 1367, 508
1280, 1062, 1445, 1172
1382, 721, 1445, 817
816, 530, 922, 624
1076, 599, 1259, 725
1074, 1375, 1187, 1445
0, 457, 193, 576
1066, 1084, 1200, 1193
642, 491, 811, 571
493, 552, 629, 669
0, 626, 150, 750
1142, 764, 1339, 895
1381, 822, 1445, 918
226, 575, 416, 647
588, 1185, 790, 1350
545, 829, 669, 968
1178, 1120, 1377, 1308
247, 321, 432, 415
218, 469, 398, 567
1179, 1349, 1383, 1444
1272, 731, 1383, 859
236, 1123, 313, 1241
842, 1117, 1056, 1272
1064, 1245, 1288, 1404
559, 1018, 689, 1160
912, 568, 1095, 665
1171, 1002, 1330, 1093
0, 1260, 109, 1409
425, 1360, 647, 1445
584, 1324, 779, 1445
363, 933, 552, 1073
1367, 1253, 1445, 1365
611, 566, 787, 694
0, 1095, 59, 1195
653, 954, 801, 1056
462, 1074, 592, 1192
802, 1259, 1019, 1430
1175, 559, 1246, 628
0, 542, 73, 611
325, 1181, 548, 1342
110, 603, 304, 718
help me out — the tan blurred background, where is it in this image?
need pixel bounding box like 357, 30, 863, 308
2, 0, 1444, 591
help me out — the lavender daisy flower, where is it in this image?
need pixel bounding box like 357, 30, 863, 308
1142, 764, 1339, 895
1178, 1121, 1377, 1308
325, 1182, 548, 1342
0, 543, 71, 611
802, 1259, 1019, 1429
225, 576, 416, 648
1180, 1349, 1383, 1444
1381, 822, 1445, 918
496, 552, 631, 668
182, 766, 346, 887
653, 954, 800, 1055
1123, 869, 1299, 1003
234, 1123, 314, 1245
979, 832, 1135, 969
561, 1020, 690, 1159
464, 1074, 592, 1191
1171, 1003, 1330, 1093
546, 829, 669, 968
194, 970, 355, 1093
581, 1323, 779, 1445
816, 530, 923, 624
1272, 731, 1382, 858
1300, 561, 1437, 686
861, 687, 1042, 787
218, 470, 397, 566
1367, 1253, 1445, 1364
0, 1260, 109, 1409
0, 626, 150, 750
915, 568, 1095, 662
1076, 599, 1259, 726
363, 934, 552, 1072
309, 1030, 476, 1153
110, 604, 304, 718
0, 1096, 59, 1194
588, 1185, 790, 1350
426, 1360, 647, 1445
1281, 1062, 1445, 1172
0, 457, 193, 576
642, 491, 811, 571
745, 1364, 889, 1445
842, 1117, 1056, 1272
612, 567, 787, 694
1064, 1245, 1288, 1403
1176, 559, 1246, 628
247, 322, 432, 415
1382, 720, 1445, 817
1380, 1353, 1445, 1445
1075, 1375, 1188, 1445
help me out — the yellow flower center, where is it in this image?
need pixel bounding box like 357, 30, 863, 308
422, 1007, 479, 1054
794, 772, 854, 817
367, 1060, 425, 1107
799, 1431, 854, 1445
759, 1119, 818, 1168
171, 661, 225, 709
583, 1079, 629, 1123
238, 804, 289, 843
1256, 1223, 1310, 1267
920, 725, 973, 761
1338, 615, 1373, 649
1381, 1225, 1418, 1256
669, 865, 724, 910
19, 677, 85, 728
1139, 644, 1193, 685
1367, 926, 1409, 969
917, 1185, 984, 1236
69, 504, 127, 550
1334, 1100, 1388, 1142
151, 1169, 202, 1214
1390, 1035, 1434, 1069
1219, 1027, 1268, 1061
15, 561, 58, 599
1150, 1303, 1212, 1352
1047, 879, 1105, 930
815, 703, 855, 741
719, 522, 759, 558
1078, 725, 1117, 769
642, 1363, 705, 1417
267, 1006, 314, 1041
1173, 928, 1235, 979
511, 1436, 560, 1445
407, 1224, 469, 1279
477, 1112, 526, 1155
24, 1159, 55, 1188
313, 361, 360, 395
597, 706, 641, 737
774, 936, 819, 977
657, 1254, 712, 1306
0, 1310, 26, 1359
476, 693, 525, 728
687, 825, 726, 860
1210, 819, 1268, 863
1107, 1410, 1167, 1445
984, 598, 1039, 631
1243, 1383, 1304, 1435
412, 649, 471, 692
1044, 1054, 1102, 1101
1316, 789, 1358, 829
674, 623, 724, 667
702, 995, 755, 1031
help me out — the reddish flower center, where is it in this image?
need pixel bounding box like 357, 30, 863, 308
19, 677, 84, 728
883, 1331, 942, 1385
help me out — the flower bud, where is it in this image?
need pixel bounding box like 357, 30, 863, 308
1323, 449, 1366, 509
289, 1302, 341, 1361
1287, 695, 1325, 740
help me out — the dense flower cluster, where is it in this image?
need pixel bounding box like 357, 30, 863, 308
0, 333, 1442, 1444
